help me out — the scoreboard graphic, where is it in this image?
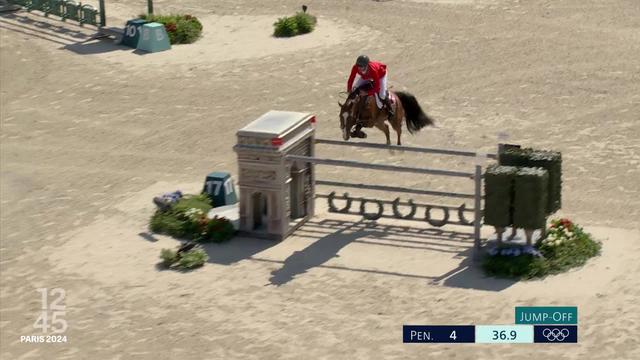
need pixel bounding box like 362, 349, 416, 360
403, 306, 578, 344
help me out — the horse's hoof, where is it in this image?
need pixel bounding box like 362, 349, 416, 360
350, 130, 367, 138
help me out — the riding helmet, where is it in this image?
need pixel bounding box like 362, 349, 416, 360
356, 55, 369, 68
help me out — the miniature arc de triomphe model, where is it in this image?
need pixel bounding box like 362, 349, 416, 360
233, 110, 317, 240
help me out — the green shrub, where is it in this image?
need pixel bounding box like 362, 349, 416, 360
160, 248, 178, 266
274, 12, 316, 37
483, 251, 549, 279
150, 195, 211, 240
150, 211, 191, 239
159, 247, 208, 270
172, 194, 212, 215
177, 248, 208, 269
150, 193, 236, 242
483, 218, 601, 279
294, 12, 316, 34
139, 13, 203, 44
201, 217, 236, 243
274, 16, 298, 37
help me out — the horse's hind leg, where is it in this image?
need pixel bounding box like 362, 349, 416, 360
391, 116, 402, 145
374, 121, 391, 145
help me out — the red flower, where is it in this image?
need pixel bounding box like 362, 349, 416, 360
165, 23, 177, 32
197, 218, 209, 228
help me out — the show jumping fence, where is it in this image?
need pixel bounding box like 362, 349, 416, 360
286, 138, 497, 255
9, 0, 105, 27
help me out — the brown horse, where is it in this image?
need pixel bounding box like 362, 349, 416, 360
338, 89, 434, 145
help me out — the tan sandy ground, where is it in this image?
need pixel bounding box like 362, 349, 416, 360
1, 0, 639, 359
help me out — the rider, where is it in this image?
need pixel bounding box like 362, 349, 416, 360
347, 55, 394, 118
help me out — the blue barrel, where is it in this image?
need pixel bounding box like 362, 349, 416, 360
202, 172, 238, 208
136, 22, 171, 53
121, 18, 147, 48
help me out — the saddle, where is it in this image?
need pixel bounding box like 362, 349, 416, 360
349, 82, 394, 126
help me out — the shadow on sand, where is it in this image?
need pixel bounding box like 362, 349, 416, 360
0, 12, 134, 55
150, 216, 516, 291
264, 219, 516, 290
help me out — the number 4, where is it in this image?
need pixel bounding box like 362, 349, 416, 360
34, 312, 48, 333
450, 330, 457, 341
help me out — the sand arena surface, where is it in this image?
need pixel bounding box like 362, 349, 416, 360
1, 0, 639, 359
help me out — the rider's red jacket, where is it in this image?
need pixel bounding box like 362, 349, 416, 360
347, 61, 387, 96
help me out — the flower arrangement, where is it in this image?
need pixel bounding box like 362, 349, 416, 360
175, 207, 235, 242
483, 217, 601, 279
540, 218, 575, 248
184, 208, 205, 222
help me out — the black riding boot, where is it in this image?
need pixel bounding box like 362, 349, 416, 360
385, 97, 395, 117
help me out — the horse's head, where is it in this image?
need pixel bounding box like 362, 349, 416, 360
338, 100, 356, 141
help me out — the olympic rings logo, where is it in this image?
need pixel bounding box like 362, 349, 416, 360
542, 328, 570, 341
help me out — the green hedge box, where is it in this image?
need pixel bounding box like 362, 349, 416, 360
513, 167, 549, 230
136, 22, 171, 53
499, 146, 562, 215
484, 164, 517, 228
202, 172, 238, 208
121, 18, 148, 48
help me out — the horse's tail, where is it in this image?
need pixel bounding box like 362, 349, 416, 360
395, 91, 434, 134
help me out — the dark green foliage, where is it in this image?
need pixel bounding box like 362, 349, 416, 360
139, 13, 203, 44
498, 145, 529, 167
484, 164, 517, 227
172, 194, 212, 214
499, 146, 562, 214
160, 248, 178, 267
529, 150, 562, 214
177, 248, 208, 269
274, 12, 317, 37
274, 16, 298, 37
483, 254, 549, 279
200, 217, 236, 243
160, 247, 208, 270
294, 12, 316, 34
150, 194, 235, 242
150, 210, 192, 239
150, 195, 212, 240
513, 167, 548, 229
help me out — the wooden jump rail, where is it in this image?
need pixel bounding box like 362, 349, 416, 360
315, 180, 476, 200
315, 138, 498, 159
286, 155, 475, 178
